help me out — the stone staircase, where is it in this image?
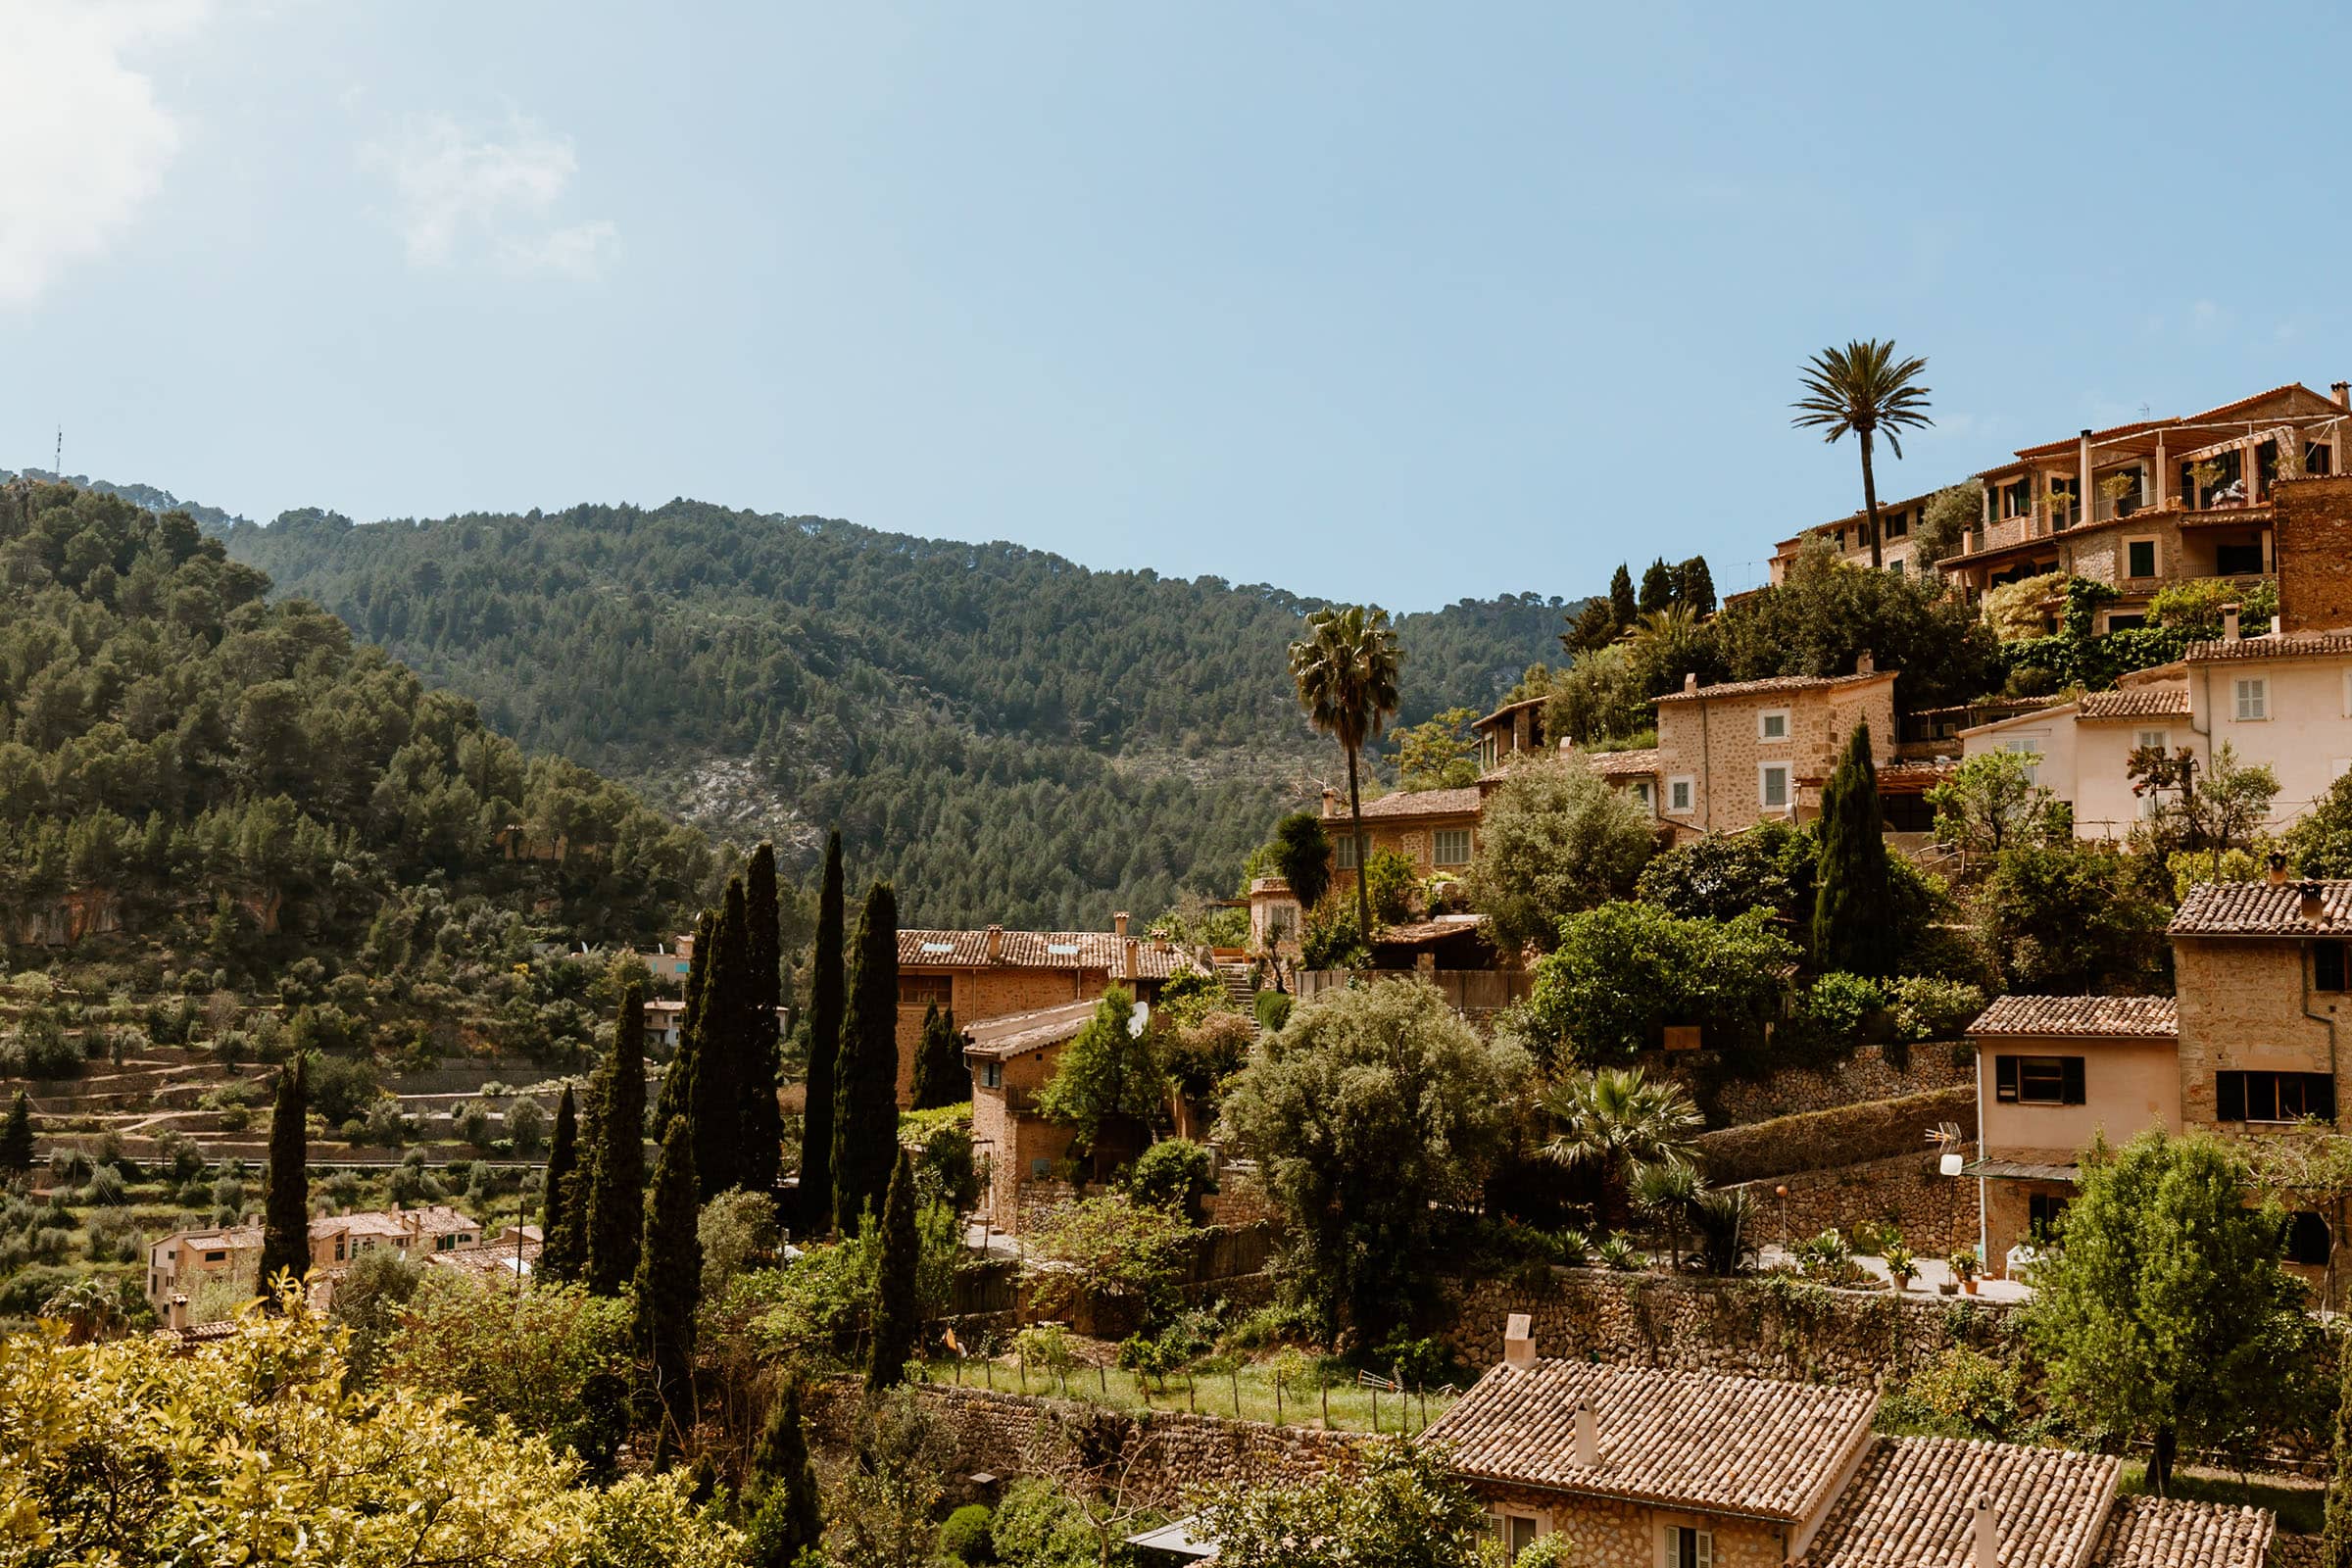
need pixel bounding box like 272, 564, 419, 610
1213, 960, 1256, 1014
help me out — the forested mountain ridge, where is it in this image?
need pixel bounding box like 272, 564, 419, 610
223, 497, 1575, 926
0, 480, 710, 971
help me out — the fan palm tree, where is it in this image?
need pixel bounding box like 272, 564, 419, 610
1541, 1066, 1704, 1230
1791, 339, 1934, 569
1288, 605, 1402, 940
1630, 1159, 1703, 1271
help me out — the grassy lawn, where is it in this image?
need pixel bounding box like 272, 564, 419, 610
2117, 1462, 2326, 1536
916, 1356, 1456, 1436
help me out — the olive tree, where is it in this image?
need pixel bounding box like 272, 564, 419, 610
1464, 756, 1656, 955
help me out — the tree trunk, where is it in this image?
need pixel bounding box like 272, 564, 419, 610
1859, 427, 1885, 569
1346, 743, 1372, 941
2149, 1424, 2178, 1495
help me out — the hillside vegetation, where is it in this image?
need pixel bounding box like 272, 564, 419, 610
227, 499, 1572, 925
0, 480, 710, 972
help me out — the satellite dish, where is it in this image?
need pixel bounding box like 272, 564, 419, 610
1128, 1002, 1150, 1039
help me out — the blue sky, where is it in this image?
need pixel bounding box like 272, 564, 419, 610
5, 2, 2347, 610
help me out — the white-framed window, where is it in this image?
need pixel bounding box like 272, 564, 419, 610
2235, 677, 2269, 721
1757, 708, 1790, 742
1630, 778, 1655, 810
1333, 834, 1359, 869
2126, 537, 2160, 579
1433, 828, 1471, 867
1887, 556, 1906, 576
981, 1060, 1002, 1090
1667, 775, 1695, 814
2136, 728, 2170, 753
1759, 762, 1790, 810
1490, 1512, 1548, 1560
1660, 1523, 1714, 1568
2001, 737, 2043, 787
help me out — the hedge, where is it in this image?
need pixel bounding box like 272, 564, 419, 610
1693, 1086, 1977, 1187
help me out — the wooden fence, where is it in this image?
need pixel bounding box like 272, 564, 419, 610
1294, 968, 1531, 1012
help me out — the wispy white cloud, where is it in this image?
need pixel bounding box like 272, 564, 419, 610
361, 112, 615, 277
0, 0, 207, 307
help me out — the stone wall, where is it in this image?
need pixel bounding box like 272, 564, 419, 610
2276, 473, 2352, 633
1733, 1150, 1980, 1255
1675, 1041, 1977, 1126
1437, 1267, 2018, 1387
803, 1381, 1364, 1510
1693, 1086, 1977, 1185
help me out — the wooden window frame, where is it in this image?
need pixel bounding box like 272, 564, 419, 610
1993, 1054, 2086, 1105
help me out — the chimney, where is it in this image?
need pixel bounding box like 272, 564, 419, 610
2334, 380, 2350, 411
1113, 910, 1130, 940
1683, 671, 1697, 694
1321, 787, 1340, 817
167, 1294, 188, 1332
2302, 881, 2328, 927
2270, 851, 2290, 887
1123, 938, 1139, 980
1973, 1496, 2000, 1568
986, 924, 1004, 962
1501, 1312, 1536, 1369
2222, 603, 2242, 642
1573, 1400, 1600, 1469
1856, 648, 1875, 676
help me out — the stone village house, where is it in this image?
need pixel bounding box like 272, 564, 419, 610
146, 1202, 486, 1316
1967, 871, 2352, 1295
1411, 1318, 2269, 1568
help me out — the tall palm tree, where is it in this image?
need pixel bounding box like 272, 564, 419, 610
1541, 1066, 1704, 1231
1288, 605, 1402, 940
1791, 339, 1934, 569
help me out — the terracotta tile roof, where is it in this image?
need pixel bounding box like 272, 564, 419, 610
898, 929, 1192, 977
2170, 880, 2352, 935
962, 1001, 1100, 1061
1992, 384, 2338, 468
2088, 1495, 2272, 1568
1421, 1360, 1874, 1522
1969, 996, 2178, 1039
1651, 671, 1891, 705
2079, 684, 2189, 720
1584, 747, 1660, 777
2185, 631, 2352, 662
1473, 695, 1546, 730
1320, 785, 1484, 821
1797, 1437, 2120, 1568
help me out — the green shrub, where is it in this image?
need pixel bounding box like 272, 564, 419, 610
1252, 989, 1293, 1034
939, 1502, 996, 1563
1125, 1138, 1215, 1223
1877, 1347, 2028, 1440
1363, 848, 1419, 925
1887, 976, 1985, 1043
1797, 973, 1885, 1054
988, 1479, 1095, 1568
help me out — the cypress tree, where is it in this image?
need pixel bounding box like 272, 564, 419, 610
257, 1054, 310, 1308
746, 1376, 826, 1567
866, 1149, 919, 1392
1812, 719, 1898, 976
655, 907, 717, 1135
832, 880, 902, 1236
908, 1003, 966, 1110
0, 1092, 33, 1172
741, 842, 785, 1201
689, 877, 752, 1200
2328, 1345, 2352, 1568
1607, 563, 1637, 631
633, 1115, 703, 1450
1638, 557, 1673, 614
537, 1085, 584, 1282
801, 831, 847, 1236
586, 986, 649, 1297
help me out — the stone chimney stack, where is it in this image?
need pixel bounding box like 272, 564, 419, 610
2222, 604, 2242, 642
2270, 851, 2291, 887
1113, 911, 1130, 939
1573, 1400, 1599, 1469
1123, 939, 1139, 980
1320, 787, 1340, 817
2301, 881, 2328, 927
986, 924, 1004, 962
1683, 671, 1697, 694
2333, 380, 2349, 411
167, 1294, 188, 1332
1501, 1312, 1536, 1369
1972, 1496, 2000, 1568
1856, 648, 1875, 675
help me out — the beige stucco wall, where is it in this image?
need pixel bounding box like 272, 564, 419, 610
1654, 677, 1894, 837
1976, 1035, 2180, 1165
2190, 653, 2352, 830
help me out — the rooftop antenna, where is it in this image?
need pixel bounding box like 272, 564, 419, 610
54, 425, 61, 473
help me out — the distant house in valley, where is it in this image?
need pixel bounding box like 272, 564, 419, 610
632, 932, 695, 985
147, 1202, 483, 1313
963, 1000, 1098, 1234
1422, 1320, 2270, 1568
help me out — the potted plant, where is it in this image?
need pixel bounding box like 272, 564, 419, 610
2190, 460, 2225, 506
2099, 471, 2137, 517
1882, 1241, 1917, 1293
1946, 1247, 1981, 1296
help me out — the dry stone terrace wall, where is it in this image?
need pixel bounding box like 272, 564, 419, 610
1735, 1151, 1980, 1255
1438, 1268, 2018, 1387
1656, 1041, 1977, 1127
804, 1381, 1366, 1510
1693, 1086, 1977, 1186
